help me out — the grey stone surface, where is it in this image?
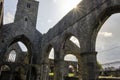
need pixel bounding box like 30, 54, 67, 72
0, 0, 120, 80
0, 0, 3, 26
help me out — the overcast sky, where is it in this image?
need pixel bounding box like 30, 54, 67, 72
4, 0, 120, 65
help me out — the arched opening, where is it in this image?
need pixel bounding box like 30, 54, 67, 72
8, 50, 16, 62
64, 54, 78, 62
96, 13, 120, 78
48, 47, 55, 79
4, 0, 18, 24
18, 41, 28, 52
5, 41, 28, 64
3, 41, 29, 80
64, 54, 78, 77
7, 35, 32, 64
1, 35, 33, 80
70, 36, 80, 48
49, 48, 54, 59
62, 34, 82, 79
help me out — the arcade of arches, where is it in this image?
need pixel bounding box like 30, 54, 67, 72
0, 0, 120, 80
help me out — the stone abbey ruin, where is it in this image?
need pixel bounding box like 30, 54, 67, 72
0, 0, 120, 80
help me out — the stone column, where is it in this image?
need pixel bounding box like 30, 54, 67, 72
40, 63, 49, 80
9, 71, 14, 80
54, 49, 64, 80
36, 66, 41, 80
80, 52, 98, 80
54, 59, 64, 80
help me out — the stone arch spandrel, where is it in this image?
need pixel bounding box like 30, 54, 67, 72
61, 29, 91, 53
1, 35, 34, 64
0, 30, 37, 64
12, 36, 32, 63
90, 0, 120, 51
41, 43, 55, 63
61, 30, 80, 45
64, 40, 80, 56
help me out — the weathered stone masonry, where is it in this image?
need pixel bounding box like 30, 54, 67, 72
0, 0, 120, 80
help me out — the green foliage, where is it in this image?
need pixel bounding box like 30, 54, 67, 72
97, 62, 103, 70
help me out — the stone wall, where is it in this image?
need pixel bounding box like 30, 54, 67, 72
1, 0, 120, 80
0, 0, 3, 26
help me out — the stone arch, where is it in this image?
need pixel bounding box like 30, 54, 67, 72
61, 32, 84, 79
96, 13, 120, 76
3, 41, 28, 64
0, 35, 34, 80
88, 3, 120, 79
64, 54, 79, 78
64, 53, 82, 79
1, 35, 34, 64
91, 4, 120, 50
62, 31, 80, 49
7, 35, 33, 64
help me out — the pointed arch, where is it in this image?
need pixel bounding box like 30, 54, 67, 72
7, 35, 33, 64
7, 50, 16, 62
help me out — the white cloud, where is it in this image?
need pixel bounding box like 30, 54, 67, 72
98, 32, 113, 37
4, 12, 14, 24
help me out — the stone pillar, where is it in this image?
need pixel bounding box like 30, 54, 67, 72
80, 52, 98, 80
36, 66, 41, 80
54, 59, 64, 80
54, 49, 64, 80
9, 71, 14, 80
40, 63, 49, 80
77, 57, 83, 80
